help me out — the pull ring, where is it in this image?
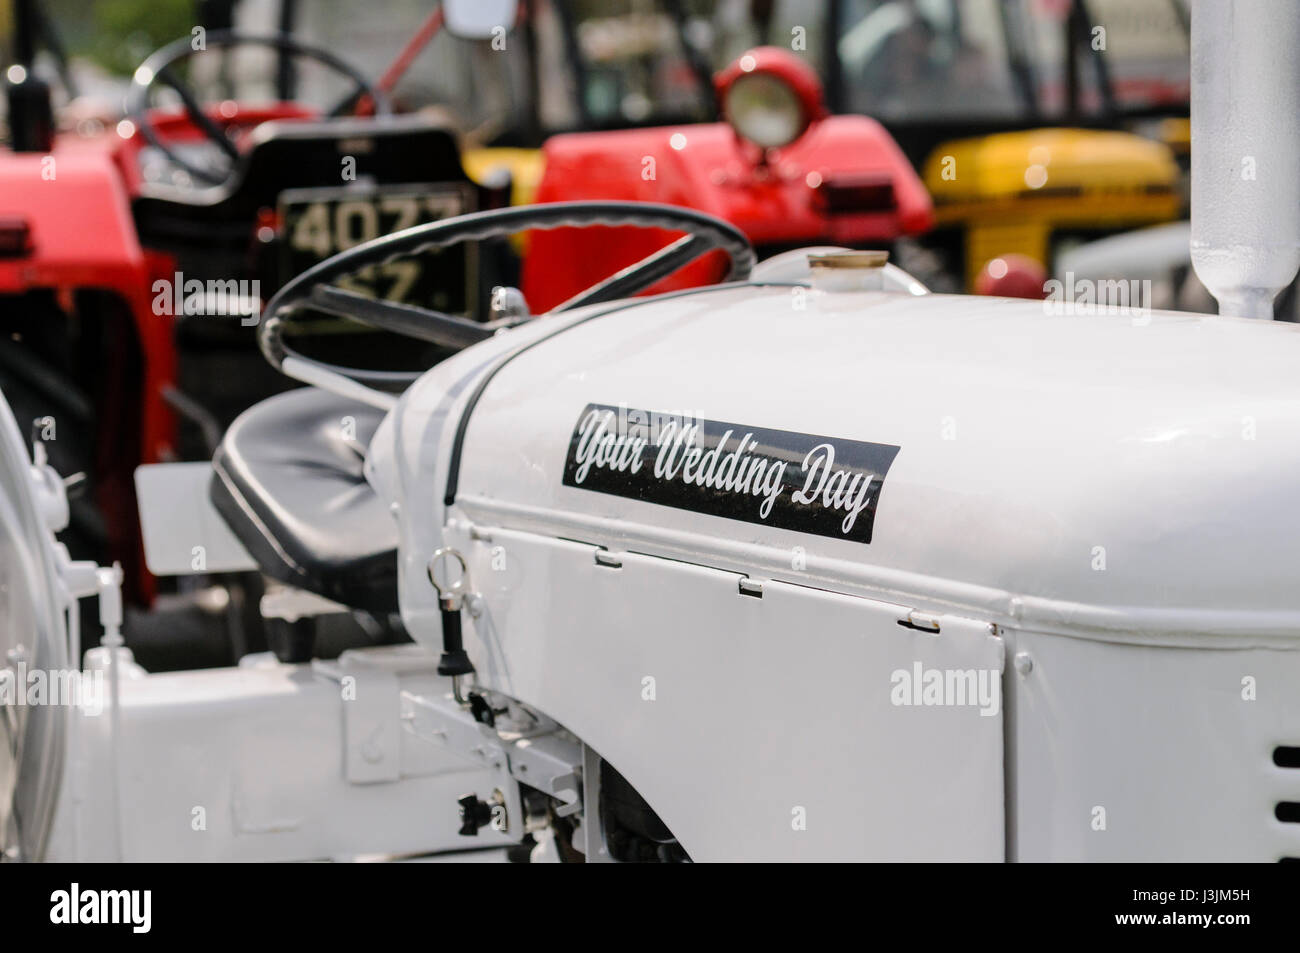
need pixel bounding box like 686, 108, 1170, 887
428, 548, 475, 679
428, 547, 470, 611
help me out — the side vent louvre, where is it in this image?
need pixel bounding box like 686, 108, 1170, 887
1272, 746, 1300, 768
1273, 747, 1300, 860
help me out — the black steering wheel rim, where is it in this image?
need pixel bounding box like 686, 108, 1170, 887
259, 201, 756, 387
126, 30, 390, 187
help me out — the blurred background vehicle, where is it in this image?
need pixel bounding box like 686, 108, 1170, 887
441, 0, 1193, 294
0, 0, 519, 668
810, 0, 1191, 291
495, 0, 1191, 292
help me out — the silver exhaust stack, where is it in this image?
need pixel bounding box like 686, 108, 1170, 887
1190, 0, 1300, 319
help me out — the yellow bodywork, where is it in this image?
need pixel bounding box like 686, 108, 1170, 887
922, 128, 1181, 289
1152, 117, 1190, 160
461, 147, 545, 208
460, 147, 545, 254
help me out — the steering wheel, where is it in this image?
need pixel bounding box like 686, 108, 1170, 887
259, 202, 755, 390
125, 30, 390, 187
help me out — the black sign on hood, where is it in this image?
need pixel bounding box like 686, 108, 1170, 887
562, 403, 900, 544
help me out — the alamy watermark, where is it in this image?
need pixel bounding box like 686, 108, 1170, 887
0, 663, 104, 716
890, 662, 1000, 717
152, 270, 261, 325
1043, 272, 1152, 317
50, 883, 151, 933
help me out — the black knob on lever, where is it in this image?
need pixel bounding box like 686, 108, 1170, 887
457, 793, 493, 836
437, 609, 474, 677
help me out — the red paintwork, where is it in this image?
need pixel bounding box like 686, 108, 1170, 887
0, 135, 170, 601
0, 138, 176, 461
522, 114, 933, 312
113, 102, 316, 192
1, 102, 316, 462
521, 49, 932, 312
715, 45, 828, 137
974, 254, 1048, 299
0, 102, 316, 602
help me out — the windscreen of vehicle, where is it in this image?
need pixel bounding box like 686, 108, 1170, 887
833, 0, 1188, 123
291, 0, 530, 140
1079, 0, 1188, 112
559, 0, 713, 126
837, 0, 1025, 121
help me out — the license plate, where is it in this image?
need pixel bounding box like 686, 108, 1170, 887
277, 183, 475, 312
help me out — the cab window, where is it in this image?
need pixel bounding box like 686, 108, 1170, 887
836, 0, 1026, 121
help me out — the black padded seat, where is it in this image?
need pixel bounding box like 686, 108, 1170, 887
210, 388, 398, 613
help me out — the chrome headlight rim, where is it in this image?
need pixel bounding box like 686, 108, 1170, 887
723, 71, 809, 150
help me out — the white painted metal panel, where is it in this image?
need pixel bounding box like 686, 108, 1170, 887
134, 463, 256, 575
458, 528, 1005, 861
46, 655, 507, 862
1008, 629, 1300, 861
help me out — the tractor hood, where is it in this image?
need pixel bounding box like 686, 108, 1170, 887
923, 127, 1180, 206
370, 282, 1300, 645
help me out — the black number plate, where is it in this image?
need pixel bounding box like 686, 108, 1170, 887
277, 183, 475, 312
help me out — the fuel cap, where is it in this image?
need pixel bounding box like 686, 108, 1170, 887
807, 250, 889, 292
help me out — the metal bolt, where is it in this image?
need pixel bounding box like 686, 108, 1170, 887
1013, 652, 1033, 676
465, 593, 484, 619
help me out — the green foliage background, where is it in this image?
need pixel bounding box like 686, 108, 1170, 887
43, 0, 197, 75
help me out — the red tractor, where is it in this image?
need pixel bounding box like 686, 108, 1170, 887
522, 44, 932, 310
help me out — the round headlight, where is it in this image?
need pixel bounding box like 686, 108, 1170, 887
724, 72, 807, 150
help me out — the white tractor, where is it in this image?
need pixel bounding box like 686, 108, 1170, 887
3, 0, 1300, 862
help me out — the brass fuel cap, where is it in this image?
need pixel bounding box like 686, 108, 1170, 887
807, 250, 889, 292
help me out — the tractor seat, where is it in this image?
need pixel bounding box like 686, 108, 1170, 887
210, 388, 397, 614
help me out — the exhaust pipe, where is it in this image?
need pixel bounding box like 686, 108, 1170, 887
1190, 0, 1300, 319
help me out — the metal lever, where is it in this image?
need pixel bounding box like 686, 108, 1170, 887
428, 547, 475, 678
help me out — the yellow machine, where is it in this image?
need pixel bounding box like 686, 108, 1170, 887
461, 147, 546, 256
461, 147, 545, 208
922, 128, 1182, 290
